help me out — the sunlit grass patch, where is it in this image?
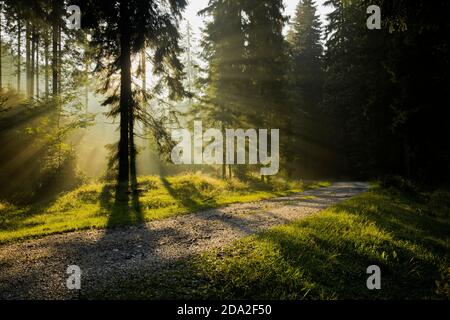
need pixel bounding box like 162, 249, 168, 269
87, 187, 450, 300
0, 173, 328, 243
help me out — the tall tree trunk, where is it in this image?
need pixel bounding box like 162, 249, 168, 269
129, 107, 135, 189
0, 6, 3, 90
186, 23, 191, 94
30, 27, 35, 97
221, 123, 226, 179
44, 26, 49, 98
57, 25, 62, 95
118, 0, 131, 184
35, 33, 39, 99
26, 22, 30, 97
52, 2, 58, 96
17, 19, 21, 92
136, 49, 146, 183
85, 38, 89, 111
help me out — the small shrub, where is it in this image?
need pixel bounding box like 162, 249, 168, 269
380, 175, 418, 195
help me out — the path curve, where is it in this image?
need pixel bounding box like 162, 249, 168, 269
0, 182, 369, 299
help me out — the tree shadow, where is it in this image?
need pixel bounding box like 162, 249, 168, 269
254, 215, 445, 299
99, 143, 144, 230
159, 175, 218, 212
130, 145, 142, 216
89, 187, 447, 300
331, 189, 450, 254
196, 189, 449, 299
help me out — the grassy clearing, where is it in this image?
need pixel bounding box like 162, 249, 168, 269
0, 173, 330, 243
86, 186, 450, 300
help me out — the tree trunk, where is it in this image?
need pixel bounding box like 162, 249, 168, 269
85, 38, 89, 111
26, 22, 30, 97
118, 0, 132, 184
129, 108, 135, 191
58, 25, 62, 95
52, 2, 58, 96
17, 19, 21, 92
222, 123, 226, 179
186, 23, 191, 94
31, 27, 35, 97
36, 33, 39, 99
44, 26, 49, 98
0, 7, 3, 90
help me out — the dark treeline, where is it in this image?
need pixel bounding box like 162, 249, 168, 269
191, 0, 449, 183
0, 0, 448, 202
322, 0, 450, 183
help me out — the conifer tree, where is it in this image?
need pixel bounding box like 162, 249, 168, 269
77, 0, 187, 185
288, 0, 323, 112
196, 0, 247, 178
286, 0, 324, 177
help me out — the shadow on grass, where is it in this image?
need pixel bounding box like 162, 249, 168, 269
254, 218, 443, 299
99, 146, 144, 230
206, 188, 450, 299
332, 189, 450, 255
87, 187, 449, 300
159, 176, 218, 212
98, 182, 144, 230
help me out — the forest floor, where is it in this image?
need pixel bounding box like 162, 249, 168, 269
0, 182, 369, 299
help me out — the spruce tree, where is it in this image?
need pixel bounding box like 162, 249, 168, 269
196, 0, 247, 178
77, 0, 187, 185
286, 0, 325, 177
288, 0, 323, 112
244, 0, 288, 129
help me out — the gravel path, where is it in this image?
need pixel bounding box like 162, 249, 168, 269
0, 182, 369, 299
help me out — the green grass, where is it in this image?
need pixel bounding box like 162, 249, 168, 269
0, 173, 330, 243
84, 186, 450, 300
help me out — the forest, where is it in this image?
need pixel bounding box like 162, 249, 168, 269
0, 0, 449, 301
